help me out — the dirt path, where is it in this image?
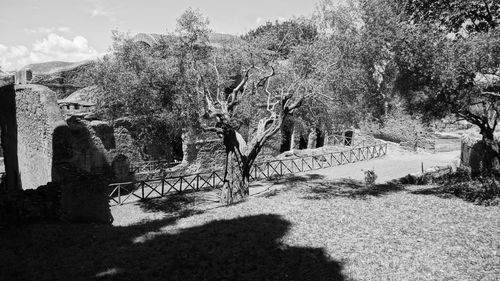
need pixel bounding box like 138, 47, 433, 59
295, 143, 461, 184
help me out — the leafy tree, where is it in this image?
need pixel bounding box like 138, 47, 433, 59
395, 23, 500, 174
358, 0, 404, 118
403, 0, 500, 33
242, 18, 318, 60
312, 0, 372, 128
90, 8, 213, 161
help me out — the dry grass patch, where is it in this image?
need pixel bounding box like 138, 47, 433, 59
0, 179, 499, 281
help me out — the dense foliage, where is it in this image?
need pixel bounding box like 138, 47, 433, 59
91, 1, 499, 175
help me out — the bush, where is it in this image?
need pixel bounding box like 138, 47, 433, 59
437, 168, 500, 206
445, 178, 500, 206
364, 169, 377, 186
436, 166, 472, 184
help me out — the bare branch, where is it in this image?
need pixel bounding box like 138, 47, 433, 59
233, 65, 255, 93
481, 91, 500, 98
256, 66, 275, 87
227, 65, 256, 111
210, 59, 223, 103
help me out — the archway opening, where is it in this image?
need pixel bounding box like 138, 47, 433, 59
316, 128, 325, 148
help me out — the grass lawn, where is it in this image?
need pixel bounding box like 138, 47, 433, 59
0, 176, 499, 281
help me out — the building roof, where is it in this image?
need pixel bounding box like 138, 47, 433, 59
57, 85, 100, 106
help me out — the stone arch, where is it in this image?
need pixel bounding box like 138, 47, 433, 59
316, 128, 325, 148
344, 130, 353, 146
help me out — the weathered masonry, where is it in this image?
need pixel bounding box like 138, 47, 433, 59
0, 73, 65, 190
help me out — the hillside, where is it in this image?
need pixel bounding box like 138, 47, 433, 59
20, 60, 93, 74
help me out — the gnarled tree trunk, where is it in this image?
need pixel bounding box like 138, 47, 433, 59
481, 129, 500, 177
220, 130, 252, 204
198, 65, 308, 205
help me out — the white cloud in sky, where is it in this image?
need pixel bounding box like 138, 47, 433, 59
90, 6, 113, 18
24, 26, 71, 34
89, 4, 118, 23
0, 33, 100, 71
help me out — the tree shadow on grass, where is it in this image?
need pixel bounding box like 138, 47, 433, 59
0, 214, 347, 281
139, 193, 198, 213
276, 175, 404, 200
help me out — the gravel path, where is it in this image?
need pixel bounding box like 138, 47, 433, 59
298, 144, 461, 183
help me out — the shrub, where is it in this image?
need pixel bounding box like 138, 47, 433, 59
436, 168, 500, 206
436, 166, 472, 184
445, 178, 500, 206
364, 169, 377, 187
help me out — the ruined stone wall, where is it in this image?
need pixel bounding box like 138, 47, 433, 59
15, 69, 32, 85
15, 85, 64, 190
0, 74, 21, 191
52, 117, 143, 182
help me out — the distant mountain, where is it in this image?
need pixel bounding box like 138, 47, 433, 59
20, 60, 93, 74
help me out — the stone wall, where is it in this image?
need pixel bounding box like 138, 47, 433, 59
52, 117, 143, 182
15, 85, 64, 190
15, 69, 32, 85
0, 74, 21, 191
460, 138, 498, 177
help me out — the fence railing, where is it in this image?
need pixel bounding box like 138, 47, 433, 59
329, 134, 352, 146
109, 142, 388, 206
130, 160, 180, 174
249, 143, 387, 180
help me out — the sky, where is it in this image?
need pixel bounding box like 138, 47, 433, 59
0, 0, 327, 71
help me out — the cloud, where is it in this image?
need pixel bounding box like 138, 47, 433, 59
24, 26, 71, 34
90, 7, 113, 18
89, 5, 117, 22
0, 34, 101, 71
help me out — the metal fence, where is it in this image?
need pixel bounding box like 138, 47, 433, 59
109, 142, 388, 206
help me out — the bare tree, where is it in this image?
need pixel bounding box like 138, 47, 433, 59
197, 63, 313, 204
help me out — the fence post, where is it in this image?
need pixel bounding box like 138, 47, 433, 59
161, 178, 165, 196
118, 185, 121, 205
